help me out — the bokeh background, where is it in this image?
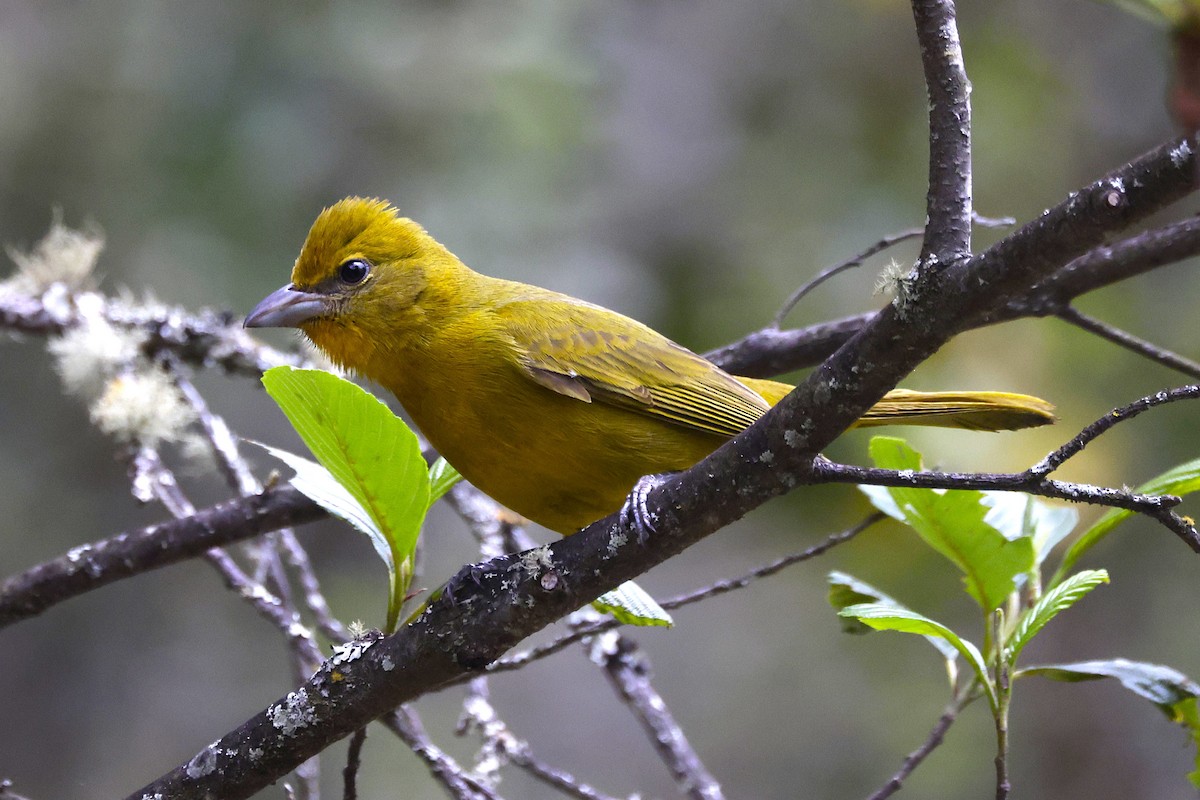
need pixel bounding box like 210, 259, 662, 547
2, 1, 1199, 798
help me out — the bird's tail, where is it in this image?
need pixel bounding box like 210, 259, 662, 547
738, 378, 1056, 433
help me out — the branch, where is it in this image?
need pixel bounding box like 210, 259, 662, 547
704, 312, 875, 378
1021, 213, 1200, 314
120, 134, 1200, 800
342, 727, 366, 800
0, 287, 304, 377
812, 460, 1198, 551
0, 485, 324, 629
710, 213, 1200, 379
911, 0, 973, 263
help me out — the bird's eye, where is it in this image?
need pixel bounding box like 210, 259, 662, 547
338, 258, 371, 285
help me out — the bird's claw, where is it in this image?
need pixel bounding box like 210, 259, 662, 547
620, 472, 673, 545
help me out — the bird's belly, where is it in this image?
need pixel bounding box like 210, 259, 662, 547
407, 381, 724, 534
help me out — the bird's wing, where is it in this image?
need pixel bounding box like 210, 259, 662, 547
496, 296, 768, 438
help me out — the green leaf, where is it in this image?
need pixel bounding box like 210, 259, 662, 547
251, 442, 387, 559
428, 457, 462, 508
262, 366, 430, 632
1054, 456, 1200, 584
1020, 658, 1200, 707
980, 492, 1077, 567
1021, 658, 1200, 785
840, 602, 995, 710
593, 581, 673, 627
1178, 698, 1200, 788
859, 437, 1035, 611
827, 571, 959, 665
1004, 570, 1109, 665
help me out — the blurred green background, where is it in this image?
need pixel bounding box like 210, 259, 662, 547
2, 0, 1199, 798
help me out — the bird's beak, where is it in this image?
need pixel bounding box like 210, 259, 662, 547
244, 284, 327, 329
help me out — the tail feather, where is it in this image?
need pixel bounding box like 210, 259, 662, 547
737, 378, 1055, 433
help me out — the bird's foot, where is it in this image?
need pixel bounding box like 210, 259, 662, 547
620, 472, 674, 545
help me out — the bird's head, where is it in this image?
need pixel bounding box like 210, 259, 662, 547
245, 197, 460, 370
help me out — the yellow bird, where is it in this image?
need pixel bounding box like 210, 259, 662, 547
246, 198, 1054, 534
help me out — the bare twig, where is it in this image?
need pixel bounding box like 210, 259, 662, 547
592, 632, 724, 800
457, 678, 619, 800
772, 228, 924, 329
507, 754, 622, 800
660, 512, 885, 609
173, 363, 319, 692
812, 458, 1199, 551
133, 448, 324, 671
279, 531, 352, 643
0, 779, 33, 800
1027, 384, 1200, 476
1023, 214, 1200, 314
714, 214, 1200, 379
865, 692, 971, 800
487, 515, 881, 677
1056, 307, 1200, 380
446, 483, 533, 558
342, 727, 367, 800
382, 706, 504, 800
704, 312, 876, 378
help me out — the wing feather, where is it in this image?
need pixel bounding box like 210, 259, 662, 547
496, 295, 768, 437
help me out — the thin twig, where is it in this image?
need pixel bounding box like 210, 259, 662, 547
486, 515, 882, 677
446, 483, 534, 556
661, 512, 885, 609
457, 678, 619, 800
1057, 306, 1200, 380
172, 362, 318, 699
1024, 214, 1200, 314
279, 530, 352, 643
1027, 384, 1200, 476
382, 706, 504, 800
177, 366, 301, 617
714, 214, 1200, 379
0, 779, 34, 800
865, 692, 971, 800
772, 228, 924, 328
813, 456, 1198, 550
133, 448, 324, 670
507, 754, 623, 800
342, 727, 367, 800
592, 632, 725, 800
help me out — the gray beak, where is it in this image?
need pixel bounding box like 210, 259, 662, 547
244, 284, 327, 329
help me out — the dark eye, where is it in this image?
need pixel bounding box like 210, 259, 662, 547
338, 258, 371, 285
